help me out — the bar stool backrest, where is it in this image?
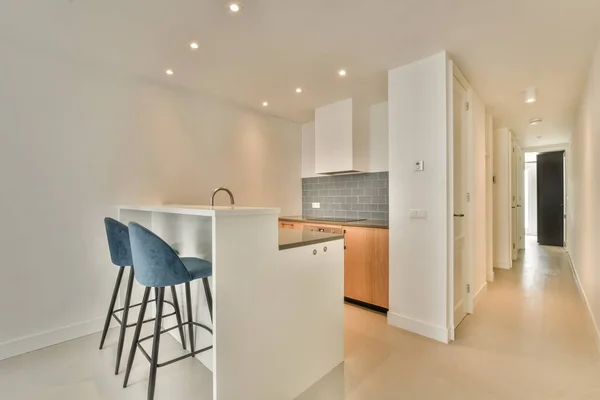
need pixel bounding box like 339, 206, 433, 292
128, 222, 193, 288
104, 217, 133, 267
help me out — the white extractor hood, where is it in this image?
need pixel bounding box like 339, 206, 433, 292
314, 98, 369, 174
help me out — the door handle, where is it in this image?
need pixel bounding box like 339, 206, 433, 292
453, 214, 465, 217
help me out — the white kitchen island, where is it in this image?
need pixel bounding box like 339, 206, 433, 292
118, 205, 344, 400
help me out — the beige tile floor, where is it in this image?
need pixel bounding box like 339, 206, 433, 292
1, 236, 599, 399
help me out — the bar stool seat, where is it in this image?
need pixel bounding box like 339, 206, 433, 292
180, 257, 212, 279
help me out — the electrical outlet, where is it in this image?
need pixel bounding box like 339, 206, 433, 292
414, 160, 425, 171
409, 209, 427, 219
312, 202, 321, 209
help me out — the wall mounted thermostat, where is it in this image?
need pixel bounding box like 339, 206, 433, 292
414, 160, 425, 171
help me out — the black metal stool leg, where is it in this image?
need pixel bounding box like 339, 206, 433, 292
123, 287, 151, 388
115, 266, 135, 374
170, 286, 187, 350
99, 266, 125, 349
185, 282, 195, 353
202, 277, 213, 323
148, 287, 165, 400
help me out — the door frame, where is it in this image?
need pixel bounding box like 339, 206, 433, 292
447, 61, 476, 340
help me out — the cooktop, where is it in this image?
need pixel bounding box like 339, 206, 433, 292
306, 217, 368, 223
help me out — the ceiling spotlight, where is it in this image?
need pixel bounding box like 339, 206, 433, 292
229, 3, 240, 12
525, 87, 536, 103
338, 69, 347, 77
296, 88, 302, 93
262, 101, 268, 107
165, 69, 174, 75
190, 42, 199, 50
529, 118, 543, 125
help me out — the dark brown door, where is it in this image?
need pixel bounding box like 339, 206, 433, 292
537, 151, 564, 246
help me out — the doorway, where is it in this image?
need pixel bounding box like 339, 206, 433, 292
523, 150, 565, 247
453, 75, 468, 329
536, 151, 565, 246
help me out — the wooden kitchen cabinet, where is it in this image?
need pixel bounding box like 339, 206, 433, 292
344, 226, 389, 309
279, 221, 304, 230
343, 226, 369, 304
365, 228, 389, 308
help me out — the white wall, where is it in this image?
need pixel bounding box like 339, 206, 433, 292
493, 128, 512, 270
485, 114, 494, 281
301, 122, 318, 178
570, 39, 600, 341
387, 52, 451, 343
368, 102, 389, 172
470, 91, 487, 298
301, 101, 389, 177
0, 40, 302, 359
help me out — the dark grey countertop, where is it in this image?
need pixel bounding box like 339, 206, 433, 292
279, 216, 389, 229
278, 228, 344, 250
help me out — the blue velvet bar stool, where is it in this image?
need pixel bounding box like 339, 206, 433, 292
123, 222, 214, 400
100, 218, 187, 375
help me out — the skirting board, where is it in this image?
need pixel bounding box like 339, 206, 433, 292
474, 282, 487, 309
387, 312, 449, 344
494, 260, 511, 270
568, 255, 600, 355
0, 317, 105, 361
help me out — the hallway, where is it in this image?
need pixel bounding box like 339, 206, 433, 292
1, 237, 599, 400
300, 236, 600, 399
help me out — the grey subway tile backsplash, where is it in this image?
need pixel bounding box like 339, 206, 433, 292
302, 172, 389, 221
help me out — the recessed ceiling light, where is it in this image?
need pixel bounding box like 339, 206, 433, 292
338, 69, 347, 77
296, 88, 302, 93
262, 101, 268, 107
190, 42, 199, 50
529, 118, 543, 125
165, 69, 174, 75
229, 3, 240, 12
525, 87, 536, 103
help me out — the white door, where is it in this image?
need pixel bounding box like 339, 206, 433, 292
517, 149, 525, 249
453, 76, 467, 329
511, 139, 517, 261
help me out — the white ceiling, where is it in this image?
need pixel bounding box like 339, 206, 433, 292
2, 0, 600, 147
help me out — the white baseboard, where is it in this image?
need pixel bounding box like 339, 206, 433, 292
568, 255, 600, 355
0, 317, 105, 361
473, 282, 487, 309
494, 260, 511, 270
387, 312, 449, 344
486, 271, 495, 282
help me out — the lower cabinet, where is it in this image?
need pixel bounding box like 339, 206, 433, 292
279, 221, 304, 230
344, 227, 389, 309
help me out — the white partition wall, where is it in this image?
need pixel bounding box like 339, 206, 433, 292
387, 52, 451, 343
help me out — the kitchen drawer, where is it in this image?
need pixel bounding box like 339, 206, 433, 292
279, 221, 304, 230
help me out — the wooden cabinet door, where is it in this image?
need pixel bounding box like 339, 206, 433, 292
279, 221, 303, 230
366, 228, 389, 308
343, 226, 370, 303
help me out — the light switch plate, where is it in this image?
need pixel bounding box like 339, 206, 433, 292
414, 160, 425, 171
312, 202, 321, 209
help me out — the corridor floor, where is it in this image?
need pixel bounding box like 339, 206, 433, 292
299, 236, 600, 399
1, 237, 599, 399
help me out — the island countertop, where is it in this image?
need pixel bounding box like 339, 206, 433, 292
278, 228, 344, 250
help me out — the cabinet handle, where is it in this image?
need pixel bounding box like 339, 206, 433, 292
343, 230, 347, 250
323, 246, 327, 252
313, 249, 317, 256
